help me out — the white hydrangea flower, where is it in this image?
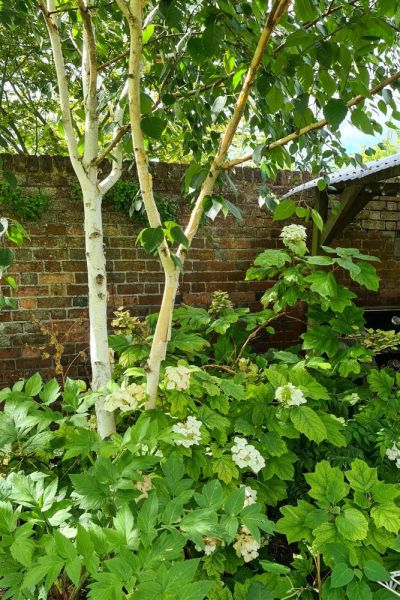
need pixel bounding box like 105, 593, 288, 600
231, 437, 265, 474
242, 485, 257, 507
103, 383, 146, 412
280, 224, 307, 254
275, 383, 307, 407
172, 415, 202, 447
0, 217, 8, 238
195, 536, 219, 555
164, 365, 191, 391
233, 526, 260, 562
386, 442, 400, 464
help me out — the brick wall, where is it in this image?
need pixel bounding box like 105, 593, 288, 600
0, 154, 399, 385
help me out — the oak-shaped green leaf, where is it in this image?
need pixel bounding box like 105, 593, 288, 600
276, 500, 315, 543
335, 508, 368, 541
345, 459, 378, 492
371, 503, 400, 534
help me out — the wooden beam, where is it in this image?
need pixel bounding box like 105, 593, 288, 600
321, 184, 366, 246
311, 188, 329, 255
362, 181, 400, 197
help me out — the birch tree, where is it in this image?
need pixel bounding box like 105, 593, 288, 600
35, 0, 131, 438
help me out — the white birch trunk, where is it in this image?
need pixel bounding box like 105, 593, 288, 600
146, 270, 179, 408
83, 182, 116, 437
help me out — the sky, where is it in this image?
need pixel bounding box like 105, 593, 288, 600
340, 120, 399, 153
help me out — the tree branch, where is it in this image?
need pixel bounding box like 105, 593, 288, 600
116, 0, 174, 273
38, 0, 85, 181
177, 0, 292, 258
77, 0, 98, 166
99, 82, 128, 194
223, 68, 400, 169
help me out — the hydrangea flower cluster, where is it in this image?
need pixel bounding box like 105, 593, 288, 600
275, 383, 306, 407
280, 224, 307, 254
233, 526, 260, 562
164, 365, 191, 391
386, 442, 400, 468
242, 485, 257, 507
0, 217, 8, 237
172, 416, 202, 447
103, 383, 146, 412
231, 437, 265, 474
195, 536, 219, 555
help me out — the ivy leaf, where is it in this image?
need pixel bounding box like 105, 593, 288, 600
323, 98, 348, 129
335, 508, 368, 541
290, 406, 327, 443
330, 563, 354, 588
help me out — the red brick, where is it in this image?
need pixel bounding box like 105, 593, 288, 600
39, 273, 74, 284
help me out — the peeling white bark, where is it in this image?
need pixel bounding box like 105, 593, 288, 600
39, 0, 129, 437
83, 183, 116, 436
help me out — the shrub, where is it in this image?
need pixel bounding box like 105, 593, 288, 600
1, 226, 399, 599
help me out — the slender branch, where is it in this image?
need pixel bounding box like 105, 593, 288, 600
223, 68, 400, 169
177, 0, 292, 257
99, 82, 128, 194
116, 0, 174, 272
94, 123, 130, 165
38, 0, 85, 181
77, 0, 98, 166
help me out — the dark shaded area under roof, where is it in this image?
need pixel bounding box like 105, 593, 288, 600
282, 151, 400, 198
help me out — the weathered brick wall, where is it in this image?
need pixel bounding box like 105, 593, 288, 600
0, 155, 399, 385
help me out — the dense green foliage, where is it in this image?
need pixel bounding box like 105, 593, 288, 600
0, 177, 49, 222
1, 223, 399, 599
1, 1, 400, 180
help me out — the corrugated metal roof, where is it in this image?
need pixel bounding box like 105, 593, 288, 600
282, 152, 400, 198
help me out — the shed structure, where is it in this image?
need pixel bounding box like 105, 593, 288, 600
282, 153, 400, 254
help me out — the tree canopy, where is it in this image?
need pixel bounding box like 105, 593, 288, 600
1, 0, 400, 179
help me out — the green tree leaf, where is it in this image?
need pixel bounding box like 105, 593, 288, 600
335, 508, 368, 541
290, 406, 327, 443
330, 563, 354, 588
323, 99, 348, 129
364, 559, 391, 582
273, 198, 296, 221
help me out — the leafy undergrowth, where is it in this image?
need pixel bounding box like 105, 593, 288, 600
1, 229, 400, 599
